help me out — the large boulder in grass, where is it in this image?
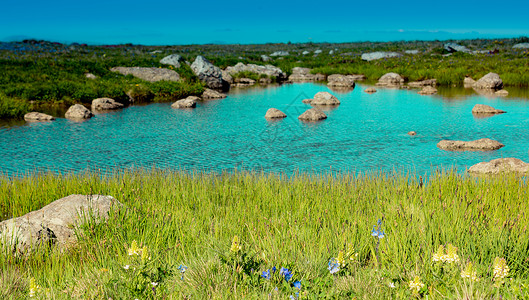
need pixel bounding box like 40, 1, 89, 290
311, 92, 340, 105
171, 96, 199, 108
437, 138, 504, 151
513, 43, 529, 49
24, 112, 55, 122
92, 98, 124, 110
190, 56, 226, 90
0, 194, 121, 251
225, 63, 286, 80
265, 108, 287, 119
298, 108, 327, 121
65, 104, 93, 120
361, 51, 402, 61
160, 54, 184, 68
327, 74, 356, 87
471, 104, 506, 115
473, 73, 503, 90
377, 73, 405, 86
468, 158, 529, 174
110, 67, 180, 82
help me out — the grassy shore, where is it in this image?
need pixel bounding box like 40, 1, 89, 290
1, 169, 528, 299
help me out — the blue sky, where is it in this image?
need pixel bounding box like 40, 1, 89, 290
2, 0, 529, 45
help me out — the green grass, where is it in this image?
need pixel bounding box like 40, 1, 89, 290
1, 169, 528, 299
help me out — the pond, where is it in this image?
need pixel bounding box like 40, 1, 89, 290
1, 83, 529, 176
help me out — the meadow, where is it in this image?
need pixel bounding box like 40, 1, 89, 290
1, 169, 528, 299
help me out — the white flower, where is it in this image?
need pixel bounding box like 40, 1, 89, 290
151, 282, 158, 287
123, 265, 130, 270
389, 282, 396, 288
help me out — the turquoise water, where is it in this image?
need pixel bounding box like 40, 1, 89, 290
1, 83, 529, 176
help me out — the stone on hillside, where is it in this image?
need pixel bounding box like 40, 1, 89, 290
92, 98, 124, 110
444, 43, 470, 53
513, 43, 529, 49
377, 73, 405, 86
327, 74, 356, 87
405, 50, 419, 54
298, 108, 327, 121
160, 54, 183, 68
311, 92, 340, 105
302, 51, 310, 55
65, 104, 93, 120
261, 55, 271, 62
418, 86, 438, 95
24, 112, 55, 122
85, 73, 97, 79
329, 50, 334, 55
468, 158, 529, 174
408, 79, 437, 87
110, 67, 180, 82
0, 194, 121, 251
225, 63, 286, 80
471, 104, 506, 114
270, 51, 289, 57
265, 108, 287, 119
314, 50, 322, 54
190, 56, 226, 90
361, 51, 402, 61
364, 87, 377, 93
437, 138, 504, 151
473, 73, 503, 90
202, 88, 226, 99
171, 96, 199, 108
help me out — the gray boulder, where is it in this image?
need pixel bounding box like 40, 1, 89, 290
0, 194, 120, 251
437, 138, 504, 151
225, 63, 286, 80
289, 67, 326, 82
473, 73, 503, 90
221, 70, 234, 84
468, 158, 529, 174
405, 50, 419, 54
92, 98, 124, 110
85, 73, 97, 79
110, 67, 180, 82
472, 104, 506, 114
65, 104, 93, 120
444, 43, 470, 53
513, 43, 529, 49
191, 56, 226, 90
327, 74, 356, 87
265, 108, 287, 119
202, 88, 226, 99
24, 112, 55, 122
261, 55, 271, 62
377, 73, 405, 86
311, 92, 340, 105
302, 51, 310, 55
314, 50, 322, 54
171, 96, 199, 108
298, 108, 327, 121
270, 51, 289, 57
160, 54, 184, 68
361, 51, 402, 61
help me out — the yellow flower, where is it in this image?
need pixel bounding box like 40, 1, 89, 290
141, 246, 151, 262
337, 250, 345, 267
100, 268, 109, 272
29, 278, 41, 298
460, 262, 478, 281
445, 244, 459, 263
408, 276, 425, 293
432, 245, 445, 262
230, 236, 242, 254
128, 240, 140, 256
493, 257, 509, 281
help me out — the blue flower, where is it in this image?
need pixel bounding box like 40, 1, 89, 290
279, 267, 289, 276
371, 225, 378, 237
285, 273, 293, 282
271, 266, 277, 273
261, 269, 271, 280
279, 267, 292, 282
328, 258, 340, 274
177, 265, 187, 280
378, 230, 385, 239
293, 281, 301, 289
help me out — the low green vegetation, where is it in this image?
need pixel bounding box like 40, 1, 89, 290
1, 169, 528, 299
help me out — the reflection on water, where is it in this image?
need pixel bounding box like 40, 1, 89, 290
1, 83, 529, 176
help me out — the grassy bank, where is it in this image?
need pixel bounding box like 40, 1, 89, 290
1, 169, 528, 299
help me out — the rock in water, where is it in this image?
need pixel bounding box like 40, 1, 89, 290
202, 88, 226, 99
468, 158, 529, 174
361, 51, 402, 61
463, 76, 475, 88
437, 138, 504, 151
377, 73, 405, 86
92, 98, 124, 110
171, 96, 199, 108
289, 67, 326, 82
418, 86, 438, 95
190, 56, 226, 90
160, 54, 183, 68
471, 104, 506, 114
298, 108, 327, 121
327, 74, 356, 87
310, 92, 340, 105
473, 73, 503, 90
0, 194, 121, 251
110, 67, 180, 82
65, 104, 93, 120
265, 108, 287, 119
24, 112, 55, 122
495, 89, 509, 96
408, 79, 437, 87
364, 87, 377, 93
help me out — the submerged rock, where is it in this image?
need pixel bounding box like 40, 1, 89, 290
473, 73, 503, 90
361, 51, 402, 61
298, 108, 327, 121
171, 96, 199, 108
110, 67, 180, 82
495, 89, 509, 96
418, 86, 438, 95
92, 98, 124, 110
377, 73, 405, 86
0, 194, 121, 251
471, 104, 506, 114
24, 112, 55, 122
65, 104, 93, 120
327, 74, 356, 87
364, 87, 377, 93
202, 88, 226, 99
437, 138, 504, 151
233, 78, 256, 86
463, 76, 475, 88
265, 108, 287, 119
160, 54, 184, 68
468, 158, 529, 174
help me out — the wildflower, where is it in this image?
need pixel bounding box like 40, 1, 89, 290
29, 278, 41, 298
445, 244, 459, 263
293, 280, 301, 289
493, 257, 509, 281
408, 276, 425, 293
151, 282, 158, 287
123, 265, 130, 270
261, 269, 271, 280
128, 240, 140, 256
230, 236, 242, 254
177, 264, 188, 280
371, 225, 378, 237
389, 282, 396, 288
271, 266, 277, 273
141, 246, 151, 261
100, 268, 109, 272
328, 258, 340, 274
337, 250, 345, 267
279, 267, 292, 282
460, 262, 478, 281
432, 245, 445, 262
